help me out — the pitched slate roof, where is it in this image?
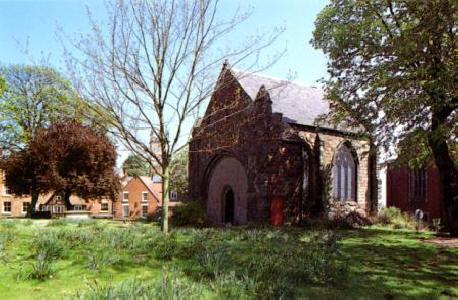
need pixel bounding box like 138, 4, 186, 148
231, 69, 358, 133
232, 69, 327, 125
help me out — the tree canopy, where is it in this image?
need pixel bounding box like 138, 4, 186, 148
0, 65, 101, 151
169, 147, 189, 197
1, 121, 119, 212
312, 0, 457, 233
122, 154, 150, 177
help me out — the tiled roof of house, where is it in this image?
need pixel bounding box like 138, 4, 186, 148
138, 176, 162, 202
231, 69, 359, 133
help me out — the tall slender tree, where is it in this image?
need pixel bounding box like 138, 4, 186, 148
64, 0, 283, 233
312, 0, 457, 234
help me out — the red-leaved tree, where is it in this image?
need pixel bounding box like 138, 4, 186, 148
2, 121, 119, 213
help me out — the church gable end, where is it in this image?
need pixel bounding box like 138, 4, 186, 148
189, 64, 373, 225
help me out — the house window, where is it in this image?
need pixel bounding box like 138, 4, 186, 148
55, 195, 62, 201
22, 202, 31, 213
122, 204, 129, 219
409, 168, 427, 202
3, 183, 10, 196
142, 192, 148, 202
3, 201, 11, 213
101, 201, 109, 212
123, 192, 129, 202
332, 144, 356, 201
73, 205, 87, 211
142, 205, 148, 218
52, 205, 65, 213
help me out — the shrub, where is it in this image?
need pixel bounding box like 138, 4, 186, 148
29, 252, 54, 280
376, 207, 427, 231
146, 208, 162, 223
86, 251, 120, 271
195, 245, 228, 279
73, 266, 201, 299
17, 252, 54, 281
431, 218, 443, 232
211, 272, 257, 299
170, 201, 208, 228
153, 233, 179, 261
0, 241, 7, 262
32, 232, 66, 259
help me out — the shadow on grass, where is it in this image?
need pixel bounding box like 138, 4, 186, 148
334, 227, 458, 298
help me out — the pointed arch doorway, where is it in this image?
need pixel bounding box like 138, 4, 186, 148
206, 156, 248, 224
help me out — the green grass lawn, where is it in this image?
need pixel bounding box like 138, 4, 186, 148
0, 219, 457, 299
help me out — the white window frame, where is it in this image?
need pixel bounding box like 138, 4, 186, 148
22, 202, 31, 213
170, 190, 178, 201
2, 183, 10, 196
123, 192, 129, 202
122, 204, 129, 219
100, 200, 109, 212
141, 204, 148, 218
142, 192, 148, 202
73, 204, 87, 211
3, 201, 12, 214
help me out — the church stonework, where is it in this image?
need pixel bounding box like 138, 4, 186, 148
189, 64, 373, 225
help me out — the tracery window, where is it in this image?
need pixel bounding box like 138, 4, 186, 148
332, 144, 356, 201
409, 168, 427, 202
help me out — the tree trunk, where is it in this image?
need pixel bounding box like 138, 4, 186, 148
27, 190, 39, 218
161, 165, 170, 234
63, 190, 73, 211
369, 142, 378, 215
428, 109, 458, 236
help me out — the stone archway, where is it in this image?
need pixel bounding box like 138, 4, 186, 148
206, 156, 248, 224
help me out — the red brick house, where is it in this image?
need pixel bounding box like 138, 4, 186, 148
114, 176, 162, 220
386, 163, 444, 221
189, 63, 375, 225
1, 169, 113, 218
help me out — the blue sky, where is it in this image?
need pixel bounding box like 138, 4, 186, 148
0, 0, 329, 85
0, 0, 330, 164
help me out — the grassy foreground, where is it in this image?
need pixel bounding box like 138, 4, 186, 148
0, 219, 457, 299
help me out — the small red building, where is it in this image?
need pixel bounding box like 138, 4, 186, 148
387, 164, 444, 221
114, 176, 162, 220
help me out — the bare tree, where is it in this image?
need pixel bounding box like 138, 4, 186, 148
63, 0, 283, 233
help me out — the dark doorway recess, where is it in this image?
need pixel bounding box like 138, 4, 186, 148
224, 188, 235, 224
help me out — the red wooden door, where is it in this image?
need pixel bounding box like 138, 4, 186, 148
270, 196, 284, 226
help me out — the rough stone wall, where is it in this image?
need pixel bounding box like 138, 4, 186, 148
189, 68, 372, 224
189, 68, 306, 223
293, 125, 371, 217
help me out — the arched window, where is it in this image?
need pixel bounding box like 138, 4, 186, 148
332, 144, 356, 201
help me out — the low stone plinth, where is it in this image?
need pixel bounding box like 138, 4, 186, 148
64, 211, 92, 219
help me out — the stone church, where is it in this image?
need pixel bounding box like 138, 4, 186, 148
189, 63, 375, 225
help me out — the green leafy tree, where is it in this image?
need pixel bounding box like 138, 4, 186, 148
0, 76, 7, 94
122, 154, 150, 177
169, 148, 189, 197
0, 65, 92, 151
312, 0, 457, 234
